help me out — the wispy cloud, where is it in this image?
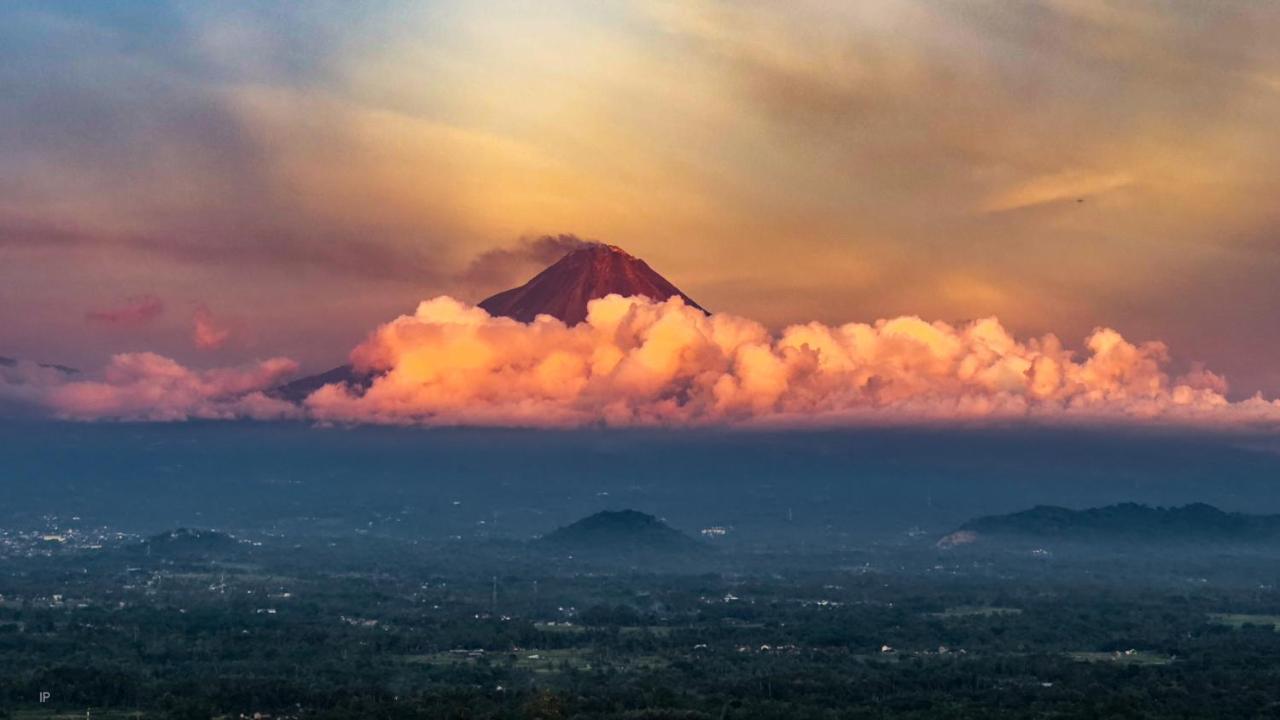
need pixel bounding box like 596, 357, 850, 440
981, 171, 1134, 213
85, 294, 164, 327
192, 305, 233, 350
0, 215, 446, 284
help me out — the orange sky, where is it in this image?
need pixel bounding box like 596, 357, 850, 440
4, 1, 1280, 397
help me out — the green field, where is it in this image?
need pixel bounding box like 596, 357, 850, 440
1208, 613, 1280, 630
1068, 650, 1174, 666
403, 648, 667, 675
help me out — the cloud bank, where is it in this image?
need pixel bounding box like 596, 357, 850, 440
7, 295, 1280, 427
302, 295, 1280, 428
1, 353, 298, 422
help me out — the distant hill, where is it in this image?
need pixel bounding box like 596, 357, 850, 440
540, 510, 703, 556
940, 503, 1280, 547
134, 528, 243, 559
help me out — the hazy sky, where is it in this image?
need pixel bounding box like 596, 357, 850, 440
4, 0, 1280, 396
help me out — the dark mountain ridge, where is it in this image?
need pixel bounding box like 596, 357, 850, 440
944, 502, 1280, 546
0, 355, 78, 374
273, 364, 371, 406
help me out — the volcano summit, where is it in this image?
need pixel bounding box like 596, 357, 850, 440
478, 243, 706, 325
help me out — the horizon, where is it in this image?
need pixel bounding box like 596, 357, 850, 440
6, 234, 1280, 427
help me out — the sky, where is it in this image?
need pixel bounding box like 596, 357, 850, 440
4, 1, 1280, 415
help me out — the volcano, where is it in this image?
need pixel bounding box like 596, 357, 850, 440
479, 243, 705, 324
276, 243, 704, 402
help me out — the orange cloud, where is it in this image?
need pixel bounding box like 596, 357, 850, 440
981, 171, 1135, 213
10, 295, 1280, 426
301, 295, 1280, 428
43, 353, 298, 421
193, 305, 234, 350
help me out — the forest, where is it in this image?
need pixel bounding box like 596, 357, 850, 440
3, 517, 1280, 719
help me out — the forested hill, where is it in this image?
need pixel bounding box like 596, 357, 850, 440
540, 510, 703, 554
951, 503, 1280, 544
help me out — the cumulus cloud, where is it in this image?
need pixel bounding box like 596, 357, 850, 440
1, 353, 299, 421
11, 295, 1280, 427
303, 295, 1280, 428
193, 305, 235, 350
85, 295, 164, 327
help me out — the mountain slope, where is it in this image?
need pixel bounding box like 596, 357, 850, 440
540, 510, 703, 555
131, 528, 244, 560
478, 243, 705, 325
274, 364, 371, 404
0, 355, 78, 374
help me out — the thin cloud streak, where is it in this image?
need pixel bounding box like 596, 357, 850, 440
192, 305, 234, 350
0, 215, 448, 285
85, 294, 164, 327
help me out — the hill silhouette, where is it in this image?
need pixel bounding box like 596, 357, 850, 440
133, 528, 243, 559
0, 355, 78, 374
540, 510, 702, 557
942, 503, 1280, 547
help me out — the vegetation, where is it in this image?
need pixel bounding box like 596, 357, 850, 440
4, 520, 1280, 719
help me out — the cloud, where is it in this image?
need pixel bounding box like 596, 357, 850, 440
0, 4, 455, 287
193, 305, 234, 350
11, 294, 1280, 427
0, 215, 446, 285
981, 171, 1134, 213
2, 353, 299, 421
457, 234, 593, 293
302, 295, 1280, 428
85, 295, 165, 327
0, 359, 72, 416
7, 1, 1280, 396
